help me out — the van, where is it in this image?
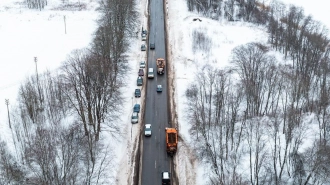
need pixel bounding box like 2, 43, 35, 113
148, 68, 154, 78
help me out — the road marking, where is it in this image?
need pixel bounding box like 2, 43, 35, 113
155, 160, 156, 169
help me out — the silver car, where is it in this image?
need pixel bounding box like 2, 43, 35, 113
131, 112, 139, 123
142, 33, 147, 41
141, 44, 146, 51
140, 61, 146, 68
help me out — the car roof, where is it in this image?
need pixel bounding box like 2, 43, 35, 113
134, 104, 140, 107
162, 172, 170, 179
132, 112, 138, 116
145, 124, 151, 128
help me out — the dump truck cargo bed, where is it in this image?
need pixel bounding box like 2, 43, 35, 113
156, 58, 166, 74
165, 127, 177, 156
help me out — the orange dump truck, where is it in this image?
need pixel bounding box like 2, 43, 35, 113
165, 127, 177, 156
156, 58, 166, 74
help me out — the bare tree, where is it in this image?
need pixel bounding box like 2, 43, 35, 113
241, 117, 270, 185
185, 65, 246, 184
231, 42, 276, 117
24, 126, 83, 185
94, 0, 139, 78
18, 75, 45, 127
26, 0, 47, 10
0, 141, 25, 184
42, 71, 70, 126
61, 49, 122, 141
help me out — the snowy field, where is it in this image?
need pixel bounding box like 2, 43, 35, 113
0, 0, 99, 153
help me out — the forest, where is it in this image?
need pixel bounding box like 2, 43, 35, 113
185, 0, 330, 184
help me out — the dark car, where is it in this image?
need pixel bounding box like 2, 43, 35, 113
141, 44, 146, 51
138, 69, 144, 76
133, 104, 140, 113
135, 89, 141, 98
142, 29, 147, 36
150, 43, 155, 50
137, 76, 143, 86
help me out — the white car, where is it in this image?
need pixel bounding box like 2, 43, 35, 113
144, 124, 152, 136
142, 33, 147, 41
162, 171, 170, 184
140, 61, 146, 68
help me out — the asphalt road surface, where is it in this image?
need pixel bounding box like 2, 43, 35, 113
141, 0, 170, 184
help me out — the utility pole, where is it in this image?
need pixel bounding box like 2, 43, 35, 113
5, 99, 11, 129
6, 99, 19, 160
64, 15, 67, 34
34, 57, 39, 81
35, 57, 43, 106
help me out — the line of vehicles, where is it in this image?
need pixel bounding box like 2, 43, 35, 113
134, 27, 178, 185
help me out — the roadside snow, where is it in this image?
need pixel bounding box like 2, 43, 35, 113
115, 0, 149, 184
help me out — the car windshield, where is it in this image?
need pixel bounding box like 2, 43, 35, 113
132, 112, 138, 118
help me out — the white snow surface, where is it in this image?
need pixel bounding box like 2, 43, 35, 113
0, 0, 99, 153
0, 0, 329, 184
